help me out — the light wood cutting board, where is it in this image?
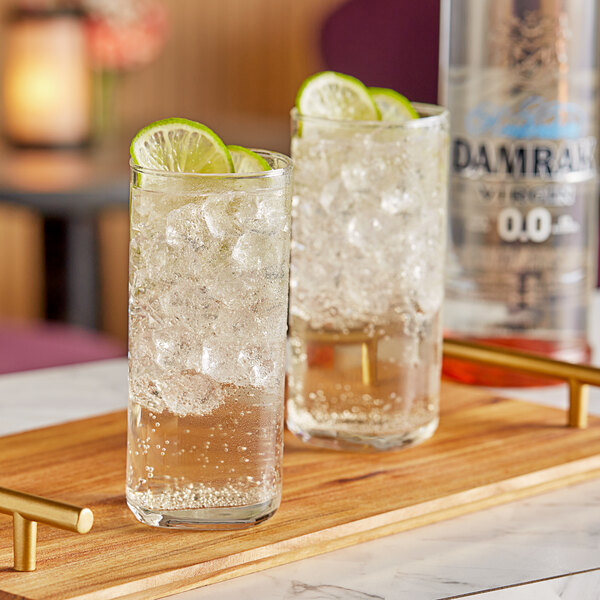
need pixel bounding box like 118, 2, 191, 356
1, 380, 600, 600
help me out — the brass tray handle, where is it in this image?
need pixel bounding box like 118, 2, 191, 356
443, 339, 600, 429
0, 486, 93, 571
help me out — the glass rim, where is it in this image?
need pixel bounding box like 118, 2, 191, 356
290, 102, 448, 129
129, 149, 292, 179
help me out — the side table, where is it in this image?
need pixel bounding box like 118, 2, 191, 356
0, 143, 129, 331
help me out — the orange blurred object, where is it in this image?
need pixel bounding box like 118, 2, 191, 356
2, 8, 91, 147
306, 343, 335, 369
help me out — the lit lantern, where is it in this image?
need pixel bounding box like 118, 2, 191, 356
2, 8, 91, 147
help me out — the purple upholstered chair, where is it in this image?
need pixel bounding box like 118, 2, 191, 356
0, 321, 125, 375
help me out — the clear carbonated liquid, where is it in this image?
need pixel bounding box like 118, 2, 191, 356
127, 386, 282, 523
287, 314, 442, 450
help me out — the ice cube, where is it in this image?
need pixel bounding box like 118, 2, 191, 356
253, 287, 288, 339
158, 279, 219, 329
319, 179, 341, 211
341, 161, 370, 193
254, 192, 288, 234
200, 339, 255, 387
232, 193, 259, 226
201, 194, 235, 240
232, 231, 284, 275
347, 215, 384, 248
165, 203, 210, 251
381, 187, 418, 215
152, 326, 201, 370
341, 150, 397, 195
153, 370, 226, 417
237, 345, 283, 388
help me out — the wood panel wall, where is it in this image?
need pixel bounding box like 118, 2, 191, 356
97, 208, 129, 343
0, 204, 44, 321
119, 0, 346, 150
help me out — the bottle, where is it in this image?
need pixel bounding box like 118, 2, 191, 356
439, 0, 599, 386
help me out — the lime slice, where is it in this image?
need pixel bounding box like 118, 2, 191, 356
130, 118, 234, 173
368, 87, 418, 122
227, 145, 270, 173
296, 71, 380, 121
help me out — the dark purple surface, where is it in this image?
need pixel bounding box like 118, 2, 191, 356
0, 321, 125, 374
320, 0, 440, 104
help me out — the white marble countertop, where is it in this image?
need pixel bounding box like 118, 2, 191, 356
1, 296, 599, 599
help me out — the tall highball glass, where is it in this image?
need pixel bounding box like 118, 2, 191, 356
127, 151, 292, 528
287, 106, 449, 450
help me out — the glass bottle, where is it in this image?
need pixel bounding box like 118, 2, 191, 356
439, 0, 599, 386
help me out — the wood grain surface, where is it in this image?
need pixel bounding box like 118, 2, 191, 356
1, 381, 600, 599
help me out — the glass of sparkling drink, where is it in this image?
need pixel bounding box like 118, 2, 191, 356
127, 147, 292, 528
287, 104, 449, 451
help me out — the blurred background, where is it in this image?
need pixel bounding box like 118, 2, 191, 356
0, 0, 441, 374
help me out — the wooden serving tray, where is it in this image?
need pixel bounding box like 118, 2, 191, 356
1, 381, 600, 600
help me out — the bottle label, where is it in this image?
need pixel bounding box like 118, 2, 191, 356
453, 135, 596, 179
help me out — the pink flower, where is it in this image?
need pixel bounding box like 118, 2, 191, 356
85, 2, 168, 71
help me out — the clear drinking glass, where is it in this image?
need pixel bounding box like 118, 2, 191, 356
287, 106, 449, 451
126, 151, 292, 529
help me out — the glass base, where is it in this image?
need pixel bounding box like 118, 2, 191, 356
286, 416, 439, 452
126, 496, 280, 530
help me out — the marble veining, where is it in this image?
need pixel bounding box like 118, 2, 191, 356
287, 581, 384, 599
457, 567, 600, 599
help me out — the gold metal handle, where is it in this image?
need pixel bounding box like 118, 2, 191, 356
0, 486, 93, 571
443, 339, 600, 429
305, 329, 379, 386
